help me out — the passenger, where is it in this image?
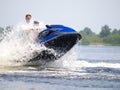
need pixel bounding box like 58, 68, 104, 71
33, 21, 46, 31
32, 21, 46, 42
33, 21, 40, 30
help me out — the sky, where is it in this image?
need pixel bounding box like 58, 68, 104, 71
0, 0, 120, 33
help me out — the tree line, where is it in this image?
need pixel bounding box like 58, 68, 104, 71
0, 26, 12, 41
0, 25, 120, 46
80, 25, 120, 46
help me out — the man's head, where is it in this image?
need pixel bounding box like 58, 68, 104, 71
25, 14, 32, 23
34, 21, 39, 25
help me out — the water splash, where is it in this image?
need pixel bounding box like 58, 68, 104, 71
0, 25, 120, 71
0, 25, 47, 66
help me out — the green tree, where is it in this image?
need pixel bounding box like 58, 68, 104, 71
0, 27, 4, 34
118, 29, 120, 34
112, 29, 118, 35
81, 27, 94, 35
80, 35, 90, 45
79, 25, 120, 46
6, 26, 13, 32
99, 25, 111, 38
80, 27, 102, 45
0, 27, 4, 41
103, 34, 120, 45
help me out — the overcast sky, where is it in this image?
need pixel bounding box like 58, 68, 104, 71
0, 0, 120, 33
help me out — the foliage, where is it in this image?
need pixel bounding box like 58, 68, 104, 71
103, 34, 120, 45
0, 27, 4, 34
80, 25, 120, 46
0, 27, 4, 41
0, 25, 120, 46
99, 25, 111, 38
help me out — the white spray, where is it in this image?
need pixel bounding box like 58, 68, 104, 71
0, 25, 46, 66
0, 24, 120, 70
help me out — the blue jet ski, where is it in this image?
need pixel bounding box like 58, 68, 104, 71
29, 25, 82, 62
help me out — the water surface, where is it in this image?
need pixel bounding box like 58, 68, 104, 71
0, 46, 120, 90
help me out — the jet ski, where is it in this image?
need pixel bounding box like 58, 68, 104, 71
29, 25, 82, 62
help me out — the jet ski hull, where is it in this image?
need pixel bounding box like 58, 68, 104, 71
29, 25, 81, 62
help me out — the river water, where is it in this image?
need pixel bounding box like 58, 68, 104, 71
0, 45, 120, 90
